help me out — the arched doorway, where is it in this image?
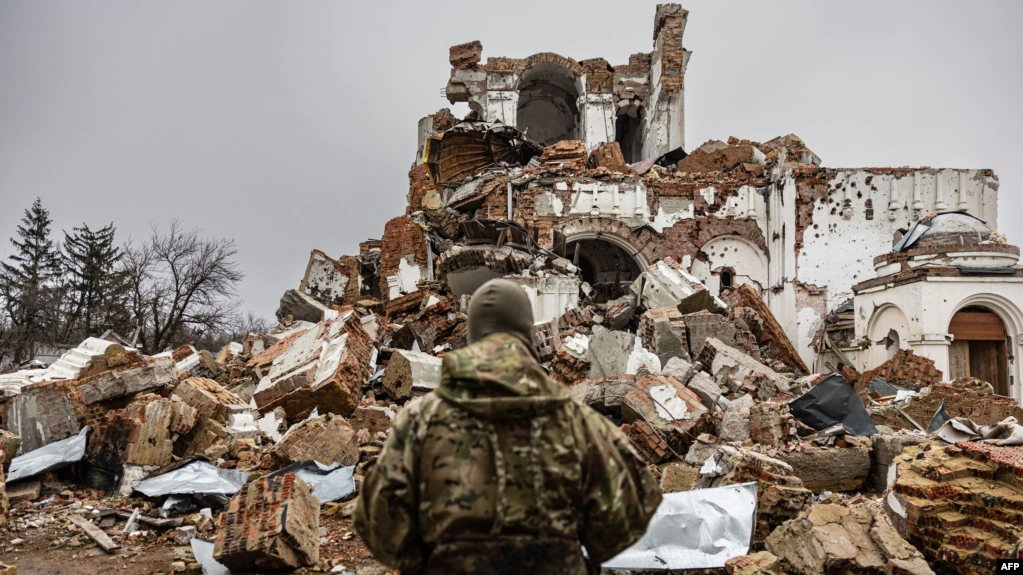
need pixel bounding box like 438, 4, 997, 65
564, 235, 644, 302
516, 63, 581, 145
948, 306, 1010, 395
615, 105, 645, 164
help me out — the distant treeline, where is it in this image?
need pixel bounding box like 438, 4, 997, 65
0, 198, 267, 368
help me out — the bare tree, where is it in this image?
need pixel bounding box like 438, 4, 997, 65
122, 220, 243, 353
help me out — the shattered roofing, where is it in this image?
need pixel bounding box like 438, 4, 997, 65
892, 210, 989, 252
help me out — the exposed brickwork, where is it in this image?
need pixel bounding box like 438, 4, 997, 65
622, 373, 711, 457
653, 4, 688, 93
548, 348, 590, 387
172, 377, 247, 424
588, 141, 628, 172
378, 215, 428, 302
856, 349, 942, 395
214, 472, 320, 570
749, 402, 796, 447
449, 40, 482, 69
407, 164, 440, 215
871, 377, 1023, 431
539, 140, 587, 165
623, 420, 673, 464
579, 58, 614, 94
888, 442, 1023, 574
272, 414, 358, 467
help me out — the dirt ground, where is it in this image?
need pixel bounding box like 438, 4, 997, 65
0, 499, 390, 575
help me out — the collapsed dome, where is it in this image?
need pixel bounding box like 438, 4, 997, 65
915, 212, 992, 248
894, 211, 993, 253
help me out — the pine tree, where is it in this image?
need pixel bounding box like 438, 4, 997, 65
61, 222, 124, 340
0, 198, 63, 363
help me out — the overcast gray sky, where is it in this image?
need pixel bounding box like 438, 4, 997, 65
1, 1, 1020, 320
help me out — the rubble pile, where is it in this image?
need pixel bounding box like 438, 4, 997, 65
1, 7, 1021, 572
886, 441, 1023, 574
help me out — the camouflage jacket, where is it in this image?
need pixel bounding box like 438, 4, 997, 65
355, 332, 662, 575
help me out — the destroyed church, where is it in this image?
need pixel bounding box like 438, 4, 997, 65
0, 4, 1021, 575
342, 5, 1020, 403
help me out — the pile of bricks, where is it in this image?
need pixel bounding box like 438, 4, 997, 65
887, 441, 1023, 574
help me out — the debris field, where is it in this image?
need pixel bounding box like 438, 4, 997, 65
0, 4, 1021, 575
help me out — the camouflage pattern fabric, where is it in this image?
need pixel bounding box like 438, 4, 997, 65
355, 332, 662, 575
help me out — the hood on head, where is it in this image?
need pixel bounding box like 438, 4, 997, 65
467, 278, 539, 361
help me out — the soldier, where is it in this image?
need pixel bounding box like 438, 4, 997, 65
355, 278, 662, 575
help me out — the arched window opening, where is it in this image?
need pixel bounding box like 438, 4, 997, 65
885, 329, 900, 360
948, 305, 1009, 395
517, 63, 580, 146
566, 238, 642, 302
718, 268, 734, 295
615, 105, 645, 164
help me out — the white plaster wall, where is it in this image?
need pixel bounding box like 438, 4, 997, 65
555, 182, 768, 236
509, 275, 580, 323
691, 235, 769, 294
386, 256, 424, 299
580, 93, 615, 151
302, 252, 350, 304
486, 91, 517, 126
568, 182, 647, 220
854, 277, 1023, 403
864, 303, 913, 367
798, 170, 998, 315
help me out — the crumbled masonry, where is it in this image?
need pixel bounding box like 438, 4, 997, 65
1, 3, 1022, 572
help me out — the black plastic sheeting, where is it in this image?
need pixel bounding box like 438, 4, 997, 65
788, 374, 878, 436
867, 376, 899, 398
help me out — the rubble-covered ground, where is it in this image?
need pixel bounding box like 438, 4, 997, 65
0, 117, 1021, 575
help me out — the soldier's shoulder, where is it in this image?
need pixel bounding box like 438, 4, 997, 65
442, 333, 526, 377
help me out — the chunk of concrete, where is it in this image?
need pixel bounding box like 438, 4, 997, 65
0, 431, 21, 473
630, 258, 708, 310
686, 372, 723, 412
867, 431, 929, 492
697, 337, 793, 399
76, 357, 177, 405
766, 502, 934, 575
586, 331, 634, 379
660, 357, 694, 381
213, 472, 320, 571
718, 394, 754, 443
676, 289, 728, 316
683, 312, 736, 359
638, 307, 689, 366
621, 373, 712, 460
382, 350, 441, 401
276, 288, 333, 323
273, 414, 358, 468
